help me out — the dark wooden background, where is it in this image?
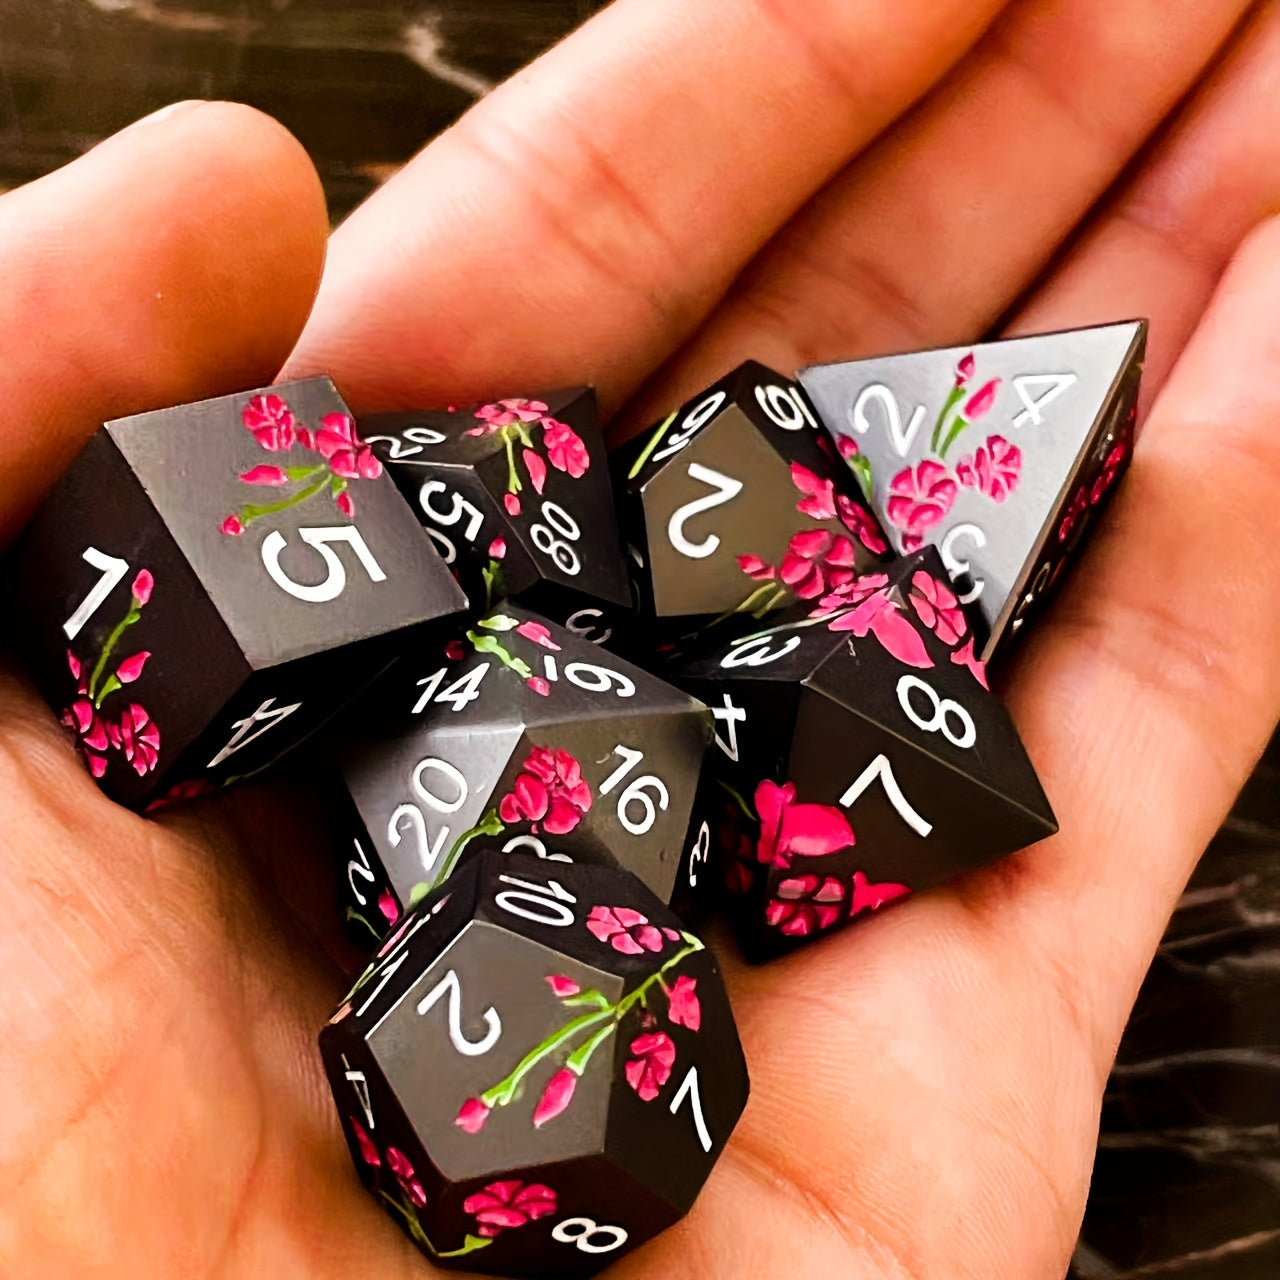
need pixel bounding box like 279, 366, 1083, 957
1, 3, 1276, 1276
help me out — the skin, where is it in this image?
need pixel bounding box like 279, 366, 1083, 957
3, 0, 1280, 1275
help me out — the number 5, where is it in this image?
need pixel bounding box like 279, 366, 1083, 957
262, 526, 387, 602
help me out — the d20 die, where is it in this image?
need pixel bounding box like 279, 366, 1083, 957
611, 361, 890, 629
322, 853, 748, 1278
335, 604, 711, 947
671, 549, 1056, 961
5, 377, 466, 810
363, 390, 632, 647
799, 320, 1146, 664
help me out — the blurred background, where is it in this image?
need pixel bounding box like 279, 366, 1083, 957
1, 3, 1276, 1276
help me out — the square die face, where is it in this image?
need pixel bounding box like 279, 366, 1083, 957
106, 377, 464, 670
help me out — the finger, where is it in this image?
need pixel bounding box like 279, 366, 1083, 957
624, 0, 1252, 431
1011, 0, 1280, 410
284, 0, 1012, 415
0, 100, 328, 541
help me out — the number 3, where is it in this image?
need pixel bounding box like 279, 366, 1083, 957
262, 526, 387, 602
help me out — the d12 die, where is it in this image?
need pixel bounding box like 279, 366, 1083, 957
322, 853, 748, 1278
611, 361, 890, 628
799, 320, 1146, 663
363, 390, 632, 646
5, 377, 466, 810
335, 604, 711, 947
672, 549, 1056, 961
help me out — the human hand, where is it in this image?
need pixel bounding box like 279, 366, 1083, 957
5, 1, 1280, 1276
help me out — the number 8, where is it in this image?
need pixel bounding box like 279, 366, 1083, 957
531, 501, 582, 575
552, 1217, 629, 1254
896, 675, 976, 749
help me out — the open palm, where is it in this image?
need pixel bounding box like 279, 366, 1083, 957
4, 1, 1280, 1276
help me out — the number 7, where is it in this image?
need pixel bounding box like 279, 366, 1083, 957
840, 754, 932, 838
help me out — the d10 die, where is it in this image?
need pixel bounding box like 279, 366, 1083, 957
799, 320, 1146, 664
611, 361, 890, 628
672, 549, 1056, 961
335, 604, 710, 947
322, 853, 748, 1278
4, 378, 466, 810
363, 390, 632, 646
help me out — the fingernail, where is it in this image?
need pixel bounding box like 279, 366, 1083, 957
118, 101, 209, 135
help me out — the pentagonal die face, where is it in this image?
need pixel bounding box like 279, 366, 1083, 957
611, 361, 890, 629
674, 551, 1056, 961
799, 321, 1146, 664
321, 855, 748, 1277
336, 605, 711, 947
6, 377, 466, 809
364, 390, 633, 644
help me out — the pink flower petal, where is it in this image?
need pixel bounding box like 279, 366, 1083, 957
131, 570, 154, 607
115, 651, 150, 684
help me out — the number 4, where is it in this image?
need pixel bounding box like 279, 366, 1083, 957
1012, 373, 1077, 428
840, 754, 932, 838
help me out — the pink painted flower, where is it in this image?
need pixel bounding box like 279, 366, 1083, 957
849, 871, 911, 916
350, 1117, 381, 1168
963, 378, 1001, 420
837, 494, 889, 555
516, 620, 560, 650
472, 399, 550, 434
951, 637, 989, 689
498, 747, 592, 834
489, 535, 507, 560
836, 434, 861, 461
242, 394, 297, 452
902, 532, 923, 553
909, 571, 967, 646
791, 463, 837, 520
115, 651, 151, 684
522, 448, 547, 495
1058, 486, 1088, 544
955, 435, 1022, 502
444, 639, 466, 662
377, 888, 401, 925
67, 649, 84, 689
780, 529, 838, 599
814, 570, 890, 616
386, 1147, 427, 1208
719, 803, 756, 896
738, 553, 776, 581
60, 698, 111, 778
314, 413, 383, 481
1091, 442, 1129, 506
463, 1180, 557, 1238
526, 676, 551, 697
131, 570, 154, 607
504, 491, 521, 517
221, 515, 244, 536
587, 905, 669, 955
755, 780, 855, 870
955, 352, 976, 386
885, 461, 958, 537
239, 464, 290, 487
544, 420, 591, 478
765, 874, 846, 936
455, 1096, 491, 1134
625, 1032, 676, 1102
827, 590, 933, 669
532, 1067, 578, 1128
107, 704, 161, 776
666, 975, 701, 1031
336, 491, 355, 519
546, 975, 580, 998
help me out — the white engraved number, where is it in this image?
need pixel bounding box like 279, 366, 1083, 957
412, 665, 488, 714
419, 480, 484, 543
342, 1054, 375, 1129
531, 501, 582, 575
416, 969, 502, 1056
939, 523, 988, 605
552, 1219, 630, 1255
207, 695, 303, 768
503, 833, 572, 864
1012, 373, 1077, 428
495, 874, 578, 927
347, 837, 377, 906
896, 675, 976, 749
565, 607, 612, 646
711, 693, 746, 761
599, 745, 670, 837
651, 391, 726, 464
850, 384, 928, 457
670, 1066, 713, 1152
840, 754, 932, 838
262, 526, 387, 603
755, 383, 817, 431
721, 635, 802, 669
563, 661, 635, 698
388, 758, 469, 878
667, 463, 744, 559
64, 547, 130, 640
687, 821, 711, 888
363, 425, 447, 459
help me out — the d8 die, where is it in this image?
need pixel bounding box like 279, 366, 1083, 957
5, 378, 466, 810
322, 853, 748, 1277
363, 390, 632, 647
335, 604, 711, 947
799, 320, 1145, 663
671, 549, 1056, 961
611, 361, 890, 630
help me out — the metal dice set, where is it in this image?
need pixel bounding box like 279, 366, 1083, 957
4, 320, 1144, 1275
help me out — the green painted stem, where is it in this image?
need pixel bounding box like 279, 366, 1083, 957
627, 410, 678, 480
238, 472, 330, 526
344, 907, 382, 943
938, 412, 971, 461
930, 385, 966, 453
87, 607, 140, 700
503, 428, 522, 495
481, 1008, 615, 1108
565, 1021, 619, 1074
434, 809, 504, 886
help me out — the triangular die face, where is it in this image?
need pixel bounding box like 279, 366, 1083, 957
799, 321, 1146, 651
676, 673, 802, 784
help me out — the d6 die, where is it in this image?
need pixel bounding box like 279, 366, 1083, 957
363, 390, 632, 647
799, 321, 1145, 663
672, 549, 1056, 961
335, 604, 711, 947
322, 853, 748, 1277
611, 361, 890, 629
5, 378, 466, 810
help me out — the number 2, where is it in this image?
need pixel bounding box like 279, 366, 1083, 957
416, 968, 502, 1056
667, 464, 743, 559
849, 384, 927, 457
